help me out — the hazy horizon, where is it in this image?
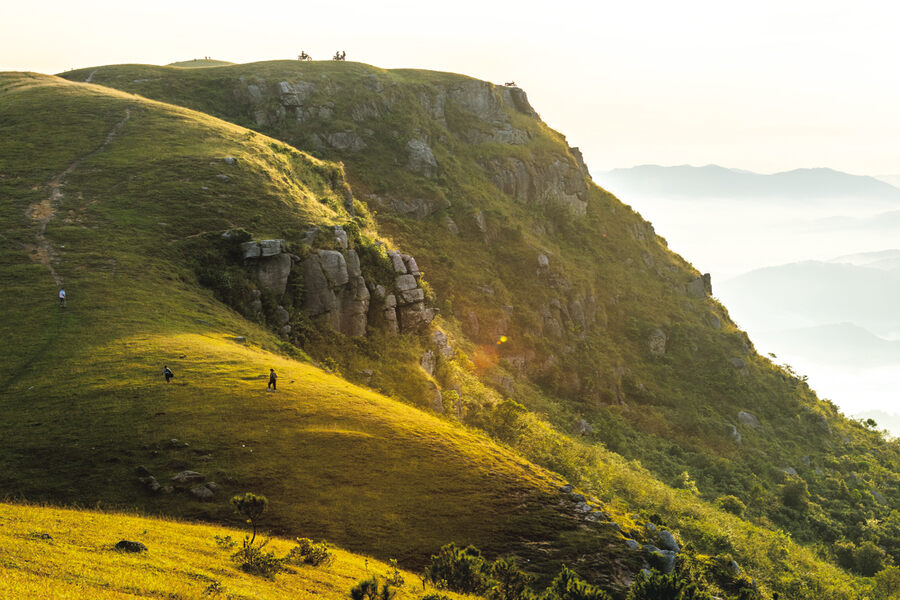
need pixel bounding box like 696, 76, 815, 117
5, 1, 900, 178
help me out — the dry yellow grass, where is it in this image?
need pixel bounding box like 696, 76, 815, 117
0, 502, 479, 599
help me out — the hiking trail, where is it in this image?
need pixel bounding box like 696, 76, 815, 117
26, 109, 131, 287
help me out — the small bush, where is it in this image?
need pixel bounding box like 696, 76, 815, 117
715, 495, 746, 517
542, 565, 610, 600
387, 558, 405, 587
214, 534, 237, 549
231, 538, 285, 577
289, 537, 334, 566
425, 543, 488, 594
489, 556, 532, 600
350, 575, 395, 600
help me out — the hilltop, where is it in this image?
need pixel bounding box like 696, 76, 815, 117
167, 58, 235, 68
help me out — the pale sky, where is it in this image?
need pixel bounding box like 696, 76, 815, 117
4, 0, 900, 176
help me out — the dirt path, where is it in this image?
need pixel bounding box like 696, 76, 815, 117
26, 109, 131, 286
84, 69, 98, 83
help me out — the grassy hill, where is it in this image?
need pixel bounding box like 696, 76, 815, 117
0, 63, 897, 598
57, 60, 900, 566
0, 502, 478, 600
0, 72, 642, 587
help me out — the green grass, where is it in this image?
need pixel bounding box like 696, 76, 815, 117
0, 62, 893, 599
0, 502, 480, 600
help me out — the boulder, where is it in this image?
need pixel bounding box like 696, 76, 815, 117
333, 226, 349, 249
141, 476, 161, 493
402, 255, 421, 277
558, 484, 574, 493
115, 540, 148, 553
406, 138, 438, 177
318, 250, 349, 286
340, 276, 370, 337
727, 424, 742, 444
432, 330, 453, 358
256, 253, 292, 297
190, 485, 215, 501
730, 357, 746, 369
686, 273, 713, 298
399, 287, 425, 304
223, 156, 237, 165
258, 239, 284, 257
657, 530, 680, 553
398, 302, 434, 331
624, 539, 641, 551
538, 253, 550, 269
395, 274, 418, 292
273, 306, 291, 326
240, 241, 261, 259
216, 173, 230, 182
737, 411, 760, 428
388, 251, 408, 273
171, 471, 204, 484
648, 328, 667, 357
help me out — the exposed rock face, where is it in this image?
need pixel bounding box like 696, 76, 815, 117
485, 155, 589, 215
256, 254, 292, 297
406, 139, 438, 177
325, 131, 367, 151
648, 329, 668, 357
302, 249, 369, 336
686, 273, 712, 298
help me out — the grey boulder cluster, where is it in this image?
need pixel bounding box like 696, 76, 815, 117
241, 227, 434, 338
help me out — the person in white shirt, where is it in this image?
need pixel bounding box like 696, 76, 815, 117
59, 288, 66, 307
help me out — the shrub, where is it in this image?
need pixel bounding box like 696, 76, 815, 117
715, 495, 746, 517
289, 537, 333, 566
231, 538, 285, 577
214, 534, 237, 549
488, 556, 532, 600
387, 558, 405, 587
421, 594, 451, 600
542, 565, 610, 600
855, 541, 890, 577
350, 575, 395, 600
780, 476, 809, 511
425, 543, 489, 594
231, 492, 268, 545
625, 569, 712, 600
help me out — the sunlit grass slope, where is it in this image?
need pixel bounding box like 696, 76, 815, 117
0, 72, 617, 576
0, 502, 479, 600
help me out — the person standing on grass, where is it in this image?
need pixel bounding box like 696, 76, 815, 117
163, 365, 174, 383
268, 368, 277, 391
58, 288, 66, 307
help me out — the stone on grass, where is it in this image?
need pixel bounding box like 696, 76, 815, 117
115, 540, 148, 553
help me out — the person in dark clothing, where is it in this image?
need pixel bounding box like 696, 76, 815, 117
268, 368, 277, 390
163, 365, 174, 383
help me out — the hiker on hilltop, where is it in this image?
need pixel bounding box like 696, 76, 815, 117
163, 365, 174, 383
58, 288, 66, 307
268, 368, 277, 391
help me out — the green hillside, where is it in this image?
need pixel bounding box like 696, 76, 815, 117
59, 60, 900, 565
0, 63, 897, 599
0, 72, 640, 586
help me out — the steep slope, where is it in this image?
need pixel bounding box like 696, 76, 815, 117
59, 60, 900, 570
0, 72, 641, 586
0, 502, 478, 600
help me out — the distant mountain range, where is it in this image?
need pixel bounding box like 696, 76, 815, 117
597, 164, 900, 203
718, 260, 900, 335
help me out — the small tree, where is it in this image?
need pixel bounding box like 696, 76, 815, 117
489, 556, 532, 600
425, 543, 489, 594
231, 492, 268, 545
